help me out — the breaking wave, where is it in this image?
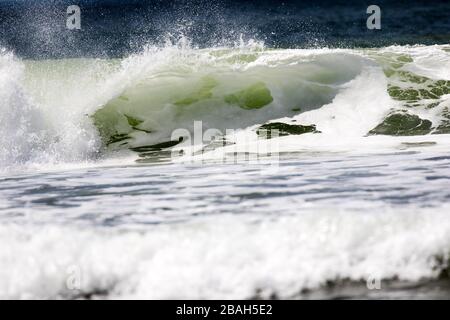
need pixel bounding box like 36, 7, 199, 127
1, 41, 450, 170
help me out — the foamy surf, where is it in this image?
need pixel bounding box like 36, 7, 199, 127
1, 160, 450, 299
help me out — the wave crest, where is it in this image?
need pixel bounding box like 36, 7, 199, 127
1, 43, 450, 169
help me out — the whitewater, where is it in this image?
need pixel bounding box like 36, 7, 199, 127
1, 41, 450, 299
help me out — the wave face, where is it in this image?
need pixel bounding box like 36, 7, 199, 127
1, 43, 450, 169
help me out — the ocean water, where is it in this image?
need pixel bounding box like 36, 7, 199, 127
1, 0, 450, 299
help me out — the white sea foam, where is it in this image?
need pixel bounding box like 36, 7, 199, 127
0, 205, 449, 299
0, 50, 46, 167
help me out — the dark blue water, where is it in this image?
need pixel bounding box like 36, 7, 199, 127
0, 0, 449, 58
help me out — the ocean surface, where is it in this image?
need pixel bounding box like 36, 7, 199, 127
0, 0, 450, 299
